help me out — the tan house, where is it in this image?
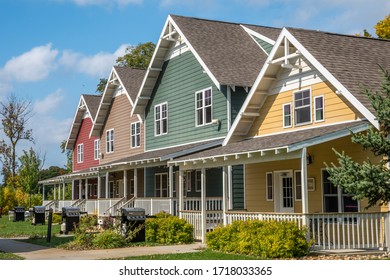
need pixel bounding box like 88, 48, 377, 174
171, 27, 390, 249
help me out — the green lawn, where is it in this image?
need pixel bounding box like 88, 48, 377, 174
0, 215, 61, 238
120, 250, 262, 260
0, 251, 24, 260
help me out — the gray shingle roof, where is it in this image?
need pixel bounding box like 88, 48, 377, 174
174, 121, 369, 162
171, 15, 281, 87
114, 66, 147, 102
82, 94, 101, 119
287, 28, 390, 115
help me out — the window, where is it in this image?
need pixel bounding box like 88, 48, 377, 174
283, 103, 292, 128
106, 129, 114, 153
294, 171, 302, 201
294, 89, 311, 125
195, 88, 212, 126
155, 173, 168, 197
195, 170, 201, 192
322, 170, 358, 213
77, 144, 84, 163
94, 139, 100, 160
314, 96, 324, 122
131, 122, 141, 148
155, 103, 168, 136
184, 171, 192, 192
266, 172, 273, 201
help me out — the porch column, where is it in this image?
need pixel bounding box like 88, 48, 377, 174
85, 178, 89, 200
105, 172, 109, 199
201, 168, 207, 243
62, 181, 65, 201
227, 166, 233, 209
42, 185, 46, 201
53, 185, 57, 200
134, 168, 138, 198
301, 147, 309, 225
72, 180, 75, 200
123, 169, 128, 199
222, 166, 228, 226
169, 166, 174, 215
97, 175, 101, 199
79, 180, 82, 200
178, 170, 184, 218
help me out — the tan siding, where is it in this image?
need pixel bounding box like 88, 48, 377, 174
249, 81, 363, 137
100, 94, 144, 164
245, 136, 383, 213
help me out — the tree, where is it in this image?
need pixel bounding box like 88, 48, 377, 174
359, 13, 390, 39
95, 42, 156, 93
0, 94, 33, 187
0, 140, 12, 185
374, 14, 390, 39
60, 140, 73, 174
326, 67, 390, 208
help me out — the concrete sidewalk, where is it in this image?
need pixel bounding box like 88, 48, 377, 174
0, 238, 206, 260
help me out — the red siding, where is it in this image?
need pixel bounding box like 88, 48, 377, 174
73, 117, 100, 172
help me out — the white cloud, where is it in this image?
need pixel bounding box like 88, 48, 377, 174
59, 44, 128, 77
0, 44, 58, 83
34, 89, 65, 115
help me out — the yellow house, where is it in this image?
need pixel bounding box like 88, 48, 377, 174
171, 27, 390, 250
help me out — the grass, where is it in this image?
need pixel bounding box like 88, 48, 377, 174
0, 251, 24, 260
0, 215, 61, 238
119, 249, 262, 260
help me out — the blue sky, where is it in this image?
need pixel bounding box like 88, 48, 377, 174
0, 0, 389, 171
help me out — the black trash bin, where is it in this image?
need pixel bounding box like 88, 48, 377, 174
13, 206, 25, 222
120, 208, 146, 242
61, 207, 80, 234
31, 206, 46, 225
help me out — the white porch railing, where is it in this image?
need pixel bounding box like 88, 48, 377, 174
134, 198, 174, 215
182, 211, 390, 250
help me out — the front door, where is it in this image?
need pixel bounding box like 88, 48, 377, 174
280, 173, 294, 213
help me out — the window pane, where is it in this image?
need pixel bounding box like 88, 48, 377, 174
205, 106, 212, 123
295, 107, 311, 124
324, 197, 338, 212
197, 109, 203, 125
295, 171, 302, 200
162, 119, 167, 133
343, 196, 358, 212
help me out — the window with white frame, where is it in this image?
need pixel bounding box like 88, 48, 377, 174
266, 172, 273, 201
106, 129, 114, 153
314, 95, 324, 122
283, 103, 292, 128
155, 173, 168, 197
131, 122, 141, 148
294, 171, 302, 201
195, 88, 212, 126
77, 143, 84, 163
195, 170, 201, 192
155, 102, 168, 136
94, 139, 100, 160
294, 89, 311, 125
322, 170, 358, 213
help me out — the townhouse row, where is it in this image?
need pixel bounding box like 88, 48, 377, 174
40, 14, 390, 249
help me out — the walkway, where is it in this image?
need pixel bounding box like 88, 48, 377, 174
0, 238, 206, 260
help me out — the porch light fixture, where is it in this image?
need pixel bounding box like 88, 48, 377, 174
306, 154, 313, 165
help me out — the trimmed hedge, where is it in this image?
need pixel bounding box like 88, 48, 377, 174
145, 211, 193, 244
206, 220, 310, 259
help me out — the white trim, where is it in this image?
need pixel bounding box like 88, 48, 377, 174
94, 139, 100, 160
154, 102, 168, 136
77, 143, 84, 163
314, 95, 325, 123
195, 87, 213, 127
227, 86, 232, 130
241, 25, 276, 45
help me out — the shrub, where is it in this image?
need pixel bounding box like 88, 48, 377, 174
206, 220, 310, 259
92, 229, 127, 249
52, 213, 62, 224
79, 215, 98, 230
145, 211, 193, 244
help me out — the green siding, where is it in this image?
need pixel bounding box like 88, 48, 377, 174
231, 165, 245, 210
230, 87, 248, 125
251, 35, 273, 54
145, 51, 228, 150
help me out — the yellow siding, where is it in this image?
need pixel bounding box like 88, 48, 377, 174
245, 135, 383, 213
249, 81, 363, 137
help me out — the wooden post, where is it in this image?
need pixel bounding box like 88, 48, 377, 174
222, 166, 228, 226
201, 168, 206, 243
105, 172, 109, 199
97, 175, 101, 199
301, 147, 309, 227
123, 169, 128, 199
134, 168, 138, 198
178, 170, 184, 219
169, 166, 174, 215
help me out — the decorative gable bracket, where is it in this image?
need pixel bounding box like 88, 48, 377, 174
268, 37, 302, 69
